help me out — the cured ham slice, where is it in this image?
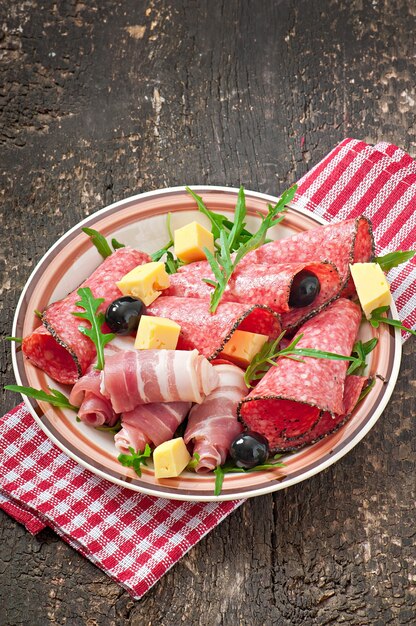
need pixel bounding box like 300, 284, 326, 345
22, 247, 150, 384
238, 299, 363, 452
184, 363, 248, 472
69, 368, 117, 428
102, 349, 219, 414
69, 336, 134, 427
148, 297, 281, 359
114, 402, 191, 454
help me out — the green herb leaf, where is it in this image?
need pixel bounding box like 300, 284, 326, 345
213, 458, 286, 496
374, 250, 415, 272
82, 227, 113, 259
5, 336, 23, 343
202, 186, 297, 313
368, 306, 416, 336
244, 330, 362, 387
95, 419, 122, 435
111, 238, 125, 250
4, 384, 79, 411
117, 444, 152, 477
185, 187, 229, 240
186, 452, 200, 471
34, 309, 43, 319
347, 338, 378, 375
72, 287, 115, 369
355, 378, 376, 407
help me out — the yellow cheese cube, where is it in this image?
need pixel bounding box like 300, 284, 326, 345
153, 437, 191, 479
174, 221, 215, 263
116, 262, 170, 306
220, 330, 269, 367
135, 315, 181, 350
350, 262, 392, 319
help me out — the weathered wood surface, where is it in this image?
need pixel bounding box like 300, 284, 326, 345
1, 0, 415, 624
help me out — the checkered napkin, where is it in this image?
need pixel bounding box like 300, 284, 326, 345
292, 138, 416, 336
0, 405, 241, 599
1, 138, 415, 599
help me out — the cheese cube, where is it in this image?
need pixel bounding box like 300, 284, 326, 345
350, 263, 392, 319
153, 437, 191, 479
135, 315, 181, 350
116, 262, 170, 306
174, 221, 215, 263
220, 330, 269, 367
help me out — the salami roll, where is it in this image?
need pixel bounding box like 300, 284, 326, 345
240, 216, 374, 295
148, 296, 282, 359
22, 247, 151, 384
166, 261, 341, 328
238, 298, 362, 453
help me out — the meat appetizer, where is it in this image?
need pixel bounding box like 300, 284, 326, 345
8, 185, 414, 495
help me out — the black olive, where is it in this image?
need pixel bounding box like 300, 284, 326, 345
289, 270, 321, 308
105, 296, 146, 335
229, 431, 270, 469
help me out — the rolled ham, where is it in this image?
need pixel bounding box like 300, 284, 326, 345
238, 298, 364, 452
184, 363, 248, 473
102, 349, 220, 414
69, 336, 135, 427
114, 402, 192, 454
22, 247, 151, 385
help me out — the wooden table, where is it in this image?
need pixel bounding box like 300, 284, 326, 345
1, 1, 415, 624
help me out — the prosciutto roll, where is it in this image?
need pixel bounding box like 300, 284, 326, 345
114, 402, 192, 454
184, 363, 247, 473
69, 368, 117, 428
102, 349, 219, 414
238, 298, 363, 452
22, 247, 150, 385
148, 297, 281, 359
69, 336, 135, 427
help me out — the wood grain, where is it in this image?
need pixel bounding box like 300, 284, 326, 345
1, 0, 415, 624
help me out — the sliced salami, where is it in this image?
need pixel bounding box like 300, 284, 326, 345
238, 299, 362, 452
22, 247, 150, 384
148, 296, 282, 359
240, 216, 374, 295
167, 260, 341, 327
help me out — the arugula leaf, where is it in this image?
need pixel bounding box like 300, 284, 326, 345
368, 306, 416, 336
95, 419, 122, 435
4, 384, 79, 411
347, 338, 378, 375
185, 187, 229, 241
5, 336, 23, 343
186, 453, 200, 471
355, 378, 376, 407
213, 458, 286, 496
244, 330, 362, 387
72, 287, 115, 370
203, 186, 297, 312
117, 444, 152, 477
111, 238, 125, 250
82, 227, 113, 259
374, 250, 415, 272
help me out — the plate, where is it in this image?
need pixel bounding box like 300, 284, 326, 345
11, 186, 402, 501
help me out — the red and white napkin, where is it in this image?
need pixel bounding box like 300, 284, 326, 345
1, 138, 415, 599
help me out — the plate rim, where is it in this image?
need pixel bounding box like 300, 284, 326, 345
10, 185, 402, 501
